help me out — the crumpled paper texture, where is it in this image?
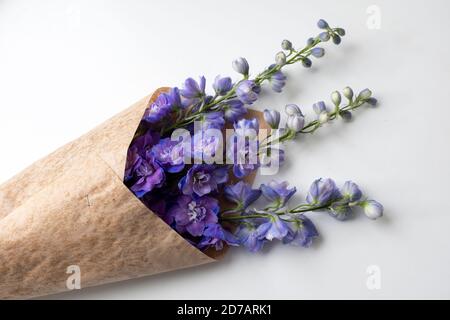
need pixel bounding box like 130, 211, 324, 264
0, 88, 266, 299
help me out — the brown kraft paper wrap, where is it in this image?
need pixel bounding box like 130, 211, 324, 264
0, 88, 267, 299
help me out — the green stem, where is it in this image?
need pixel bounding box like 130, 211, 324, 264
220, 202, 331, 222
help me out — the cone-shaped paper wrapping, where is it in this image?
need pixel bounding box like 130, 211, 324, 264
0, 88, 267, 299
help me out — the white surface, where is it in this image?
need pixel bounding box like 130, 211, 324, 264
1, 0, 449, 299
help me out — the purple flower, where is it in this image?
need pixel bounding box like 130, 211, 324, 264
270, 70, 287, 93
283, 215, 319, 247
236, 80, 261, 105
151, 138, 185, 173
235, 222, 271, 253
306, 178, 342, 206
179, 164, 228, 197
341, 181, 363, 202
260, 180, 297, 207
199, 111, 225, 129
180, 76, 206, 99
224, 181, 261, 209
198, 223, 239, 251
125, 130, 160, 180
125, 147, 143, 181
234, 118, 259, 138
260, 213, 290, 241
130, 157, 165, 198
221, 99, 247, 122
132, 130, 160, 156
213, 75, 233, 96
192, 129, 223, 161
143, 89, 180, 123
227, 136, 260, 178
227, 118, 260, 178
169, 195, 219, 237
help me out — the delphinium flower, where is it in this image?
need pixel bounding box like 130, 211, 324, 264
220, 178, 383, 252
123, 19, 384, 253
179, 164, 228, 197
197, 224, 239, 251
213, 76, 233, 96
126, 85, 381, 251
221, 99, 247, 122
282, 215, 318, 247
151, 138, 185, 173
306, 178, 342, 206
261, 180, 297, 208
180, 76, 206, 107
143, 87, 181, 124
198, 111, 225, 129
236, 80, 261, 105
224, 181, 261, 211
128, 157, 165, 198
124, 130, 165, 197
192, 129, 223, 161
266, 64, 287, 93
168, 195, 219, 237
227, 118, 260, 178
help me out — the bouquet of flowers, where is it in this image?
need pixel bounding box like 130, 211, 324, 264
0, 19, 383, 299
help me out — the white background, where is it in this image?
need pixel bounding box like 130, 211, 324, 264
1, 0, 449, 299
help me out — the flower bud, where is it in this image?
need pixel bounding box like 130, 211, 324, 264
367, 97, 378, 107
358, 88, 372, 100
317, 19, 329, 29
311, 47, 325, 58
343, 86, 354, 100
335, 28, 346, 36
318, 111, 329, 124
319, 32, 330, 42
285, 104, 302, 116
361, 200, 384, 220
232, 57, 249, 76
331, 91, 341, 106
263, 109, 281, 129
302, 58, 312, 68
306, 37, 315, 46
275, 51, 287, 66
312, 101, 327, 115
286, 114, 305, 132
340, 110, 352, 121
213, 75, 232, 96
332, 35, 341, 45
281, 39, 292, 51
